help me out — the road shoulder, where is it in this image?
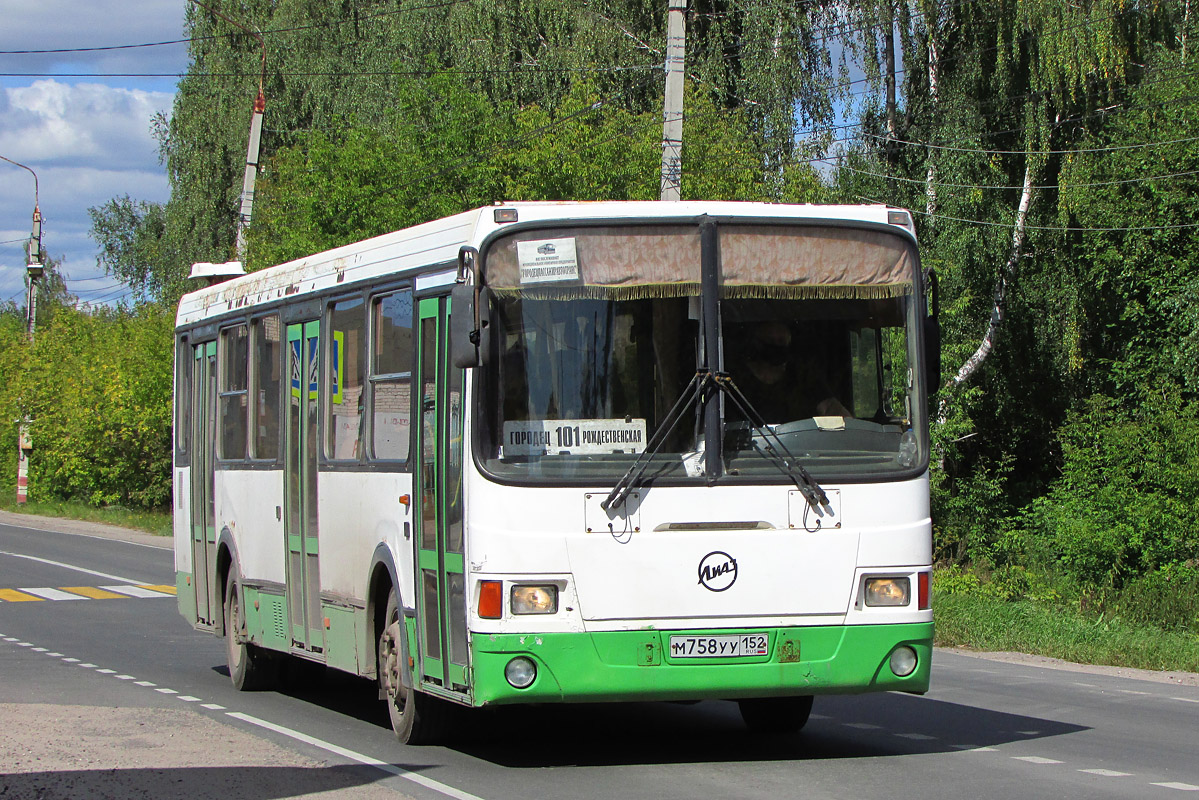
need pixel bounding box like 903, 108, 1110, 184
0, 509, 170, 550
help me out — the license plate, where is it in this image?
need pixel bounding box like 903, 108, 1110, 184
668, 633, 769, 659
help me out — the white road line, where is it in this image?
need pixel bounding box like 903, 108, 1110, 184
1152, 783, 1199, 791
100, 585, 172, 599
0, 550, 142, 583
1073, 682, 1097, 688
134, 681, 155, 687
78, 663, 97, 668
227, 711, 487, 800
18, 587, 86, 601
1079, 769, 1132, 777
1172, 697, 1199, 704
96, 669, 116, 674
155, 688, 178, 694
17, 642, 33, 647
895, 733, 937, 740
115, 674, 135, 680
31, 647, 46, 652
201, 703, 226, 710
46, 652, 62, 657
1016, 730, 1041, 735
1014, 756, 1064, 765
178, 696, 201, 702
951, 745, 998, 752
1117, 689, 1150, 696
61, 657, 79, 663
843, 722, 883, 730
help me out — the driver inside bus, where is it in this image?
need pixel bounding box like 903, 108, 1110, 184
732, 320, 850, 425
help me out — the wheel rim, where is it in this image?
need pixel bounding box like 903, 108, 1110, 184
380, 616, 406, 716
227, 588, 244, 673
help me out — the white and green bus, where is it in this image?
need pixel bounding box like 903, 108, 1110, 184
174, 201, 937, 743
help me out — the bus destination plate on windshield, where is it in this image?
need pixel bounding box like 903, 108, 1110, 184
668, 633, 769, 659
502, 418, 647, 456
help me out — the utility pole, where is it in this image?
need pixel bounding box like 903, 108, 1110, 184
659, 0, 686, 201
1, 154, 41, 505
189, 0, 266, 260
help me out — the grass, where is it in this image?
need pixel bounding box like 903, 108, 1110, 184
934, 591, 1199, 674
0, 494, 172, 537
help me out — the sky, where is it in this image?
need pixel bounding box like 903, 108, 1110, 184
0, 0, 188, 307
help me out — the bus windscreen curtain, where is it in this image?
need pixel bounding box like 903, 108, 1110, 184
484, 223, 914, 300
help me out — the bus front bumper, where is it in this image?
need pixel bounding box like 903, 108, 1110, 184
470, 622, 932, 706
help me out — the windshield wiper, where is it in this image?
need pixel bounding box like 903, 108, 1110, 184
714, 372, 831, 512
602, 369, 714, 512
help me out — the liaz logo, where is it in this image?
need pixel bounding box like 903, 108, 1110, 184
537, 243, 557, 255
697, 551, 738, 592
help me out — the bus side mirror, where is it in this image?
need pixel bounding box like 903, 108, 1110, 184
451, 284, 491, 369
923, 266, 941, 394
924, 315, 941, 394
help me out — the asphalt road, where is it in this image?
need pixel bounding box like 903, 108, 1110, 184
2, 514, 1197, 800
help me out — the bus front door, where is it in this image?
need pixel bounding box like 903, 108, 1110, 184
190, 340, 218, 628
415, 296, 470, 698
285, 321, 324, 654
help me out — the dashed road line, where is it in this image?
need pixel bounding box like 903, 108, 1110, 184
1153, 783, 1199, 791
1014, 756, 1064, 765
1080, 769, 1133, 777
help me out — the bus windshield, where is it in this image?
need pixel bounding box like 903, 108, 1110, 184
478, 222, 926, 483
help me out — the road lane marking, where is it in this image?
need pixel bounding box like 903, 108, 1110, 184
0, 584, 175, 602
951, 745, 998, 751
61, 657, 80, 663
61, 586, 128, 599
101, 585, 174, 599
1080, 769, 1132, 777
178, 696, 201, 702
1172, 697, 1199, 704
201, 703, 226, 710
1153, 783, 1199, 791
895, 733, 937, 740
843, 722, 883, 730
0, 550, 142, 583
0, 589, 41, 602
226, 711, 487, 800
134, 681, 155, 687
18, 587, 86, 601
1014, 756, 1064, 765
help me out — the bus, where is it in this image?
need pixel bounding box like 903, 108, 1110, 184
174, 201, 937, 744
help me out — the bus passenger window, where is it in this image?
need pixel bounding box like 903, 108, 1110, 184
252, 314, 281, 460
370, 290, 413, 461
327, 297, 366, 460
219, 324, 249, 460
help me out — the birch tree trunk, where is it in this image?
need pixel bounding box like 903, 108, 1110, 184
937, 161, 1035, 423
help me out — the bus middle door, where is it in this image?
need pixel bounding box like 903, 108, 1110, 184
285, 320, 324, 654
415, 295, 469, 698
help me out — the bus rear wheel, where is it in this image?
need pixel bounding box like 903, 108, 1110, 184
738, 695, 814, 734
379, 592, 451, 745
224, 567, 277, 691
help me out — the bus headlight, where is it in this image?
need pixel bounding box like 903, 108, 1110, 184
505, 657, 537, 688
511, 585, 558, 615
864, 577, 911, 606
890, 646, 918, 677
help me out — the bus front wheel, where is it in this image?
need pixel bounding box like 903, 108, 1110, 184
224, 567, 277, 691
379, 592, 450, 745
738, 695, 814, 735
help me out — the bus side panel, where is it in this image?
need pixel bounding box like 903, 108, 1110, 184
216, 468, 286, 587
317, 470, 415, 675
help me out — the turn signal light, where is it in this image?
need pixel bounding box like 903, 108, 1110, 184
918, 571, 930, 610
479, 580, 503, 619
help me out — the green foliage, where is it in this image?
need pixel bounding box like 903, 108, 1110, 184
1109, 564, 1199, 633
0, 304, 174, 510
1026, 392, 1199, 589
